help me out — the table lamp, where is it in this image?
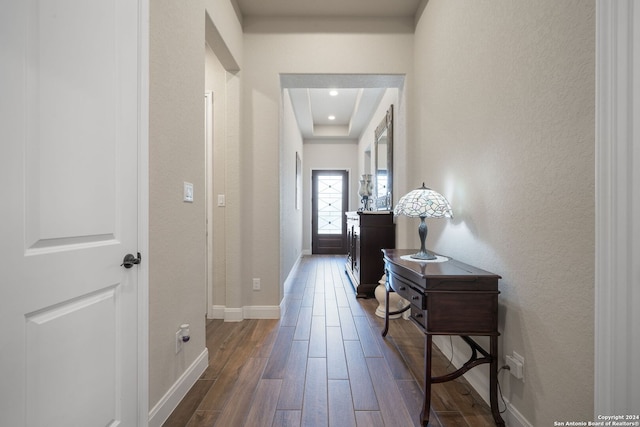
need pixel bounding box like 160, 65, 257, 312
393, 183, 453, 260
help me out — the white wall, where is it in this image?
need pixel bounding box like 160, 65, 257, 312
148, 0, 244, 421
412, 1, 595, 425
280, 90, 304, 286
149, 0, 207, 413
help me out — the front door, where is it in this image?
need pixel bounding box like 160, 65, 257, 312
312, 170, 349, 254
0, 1, 145, 426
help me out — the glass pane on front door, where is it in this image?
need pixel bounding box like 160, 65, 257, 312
317, 174, 343, 234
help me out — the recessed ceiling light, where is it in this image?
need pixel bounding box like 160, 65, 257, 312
329, 90, 339, 96
328, 115, 336, 120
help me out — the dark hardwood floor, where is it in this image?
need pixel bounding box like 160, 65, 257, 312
162, 255, 499, 427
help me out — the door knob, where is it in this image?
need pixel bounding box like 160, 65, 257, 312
121, 252, 141, 269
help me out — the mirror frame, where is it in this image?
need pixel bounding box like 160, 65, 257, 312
374, 105, 393, 210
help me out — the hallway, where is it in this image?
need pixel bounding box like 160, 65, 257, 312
163, 255, 496, 426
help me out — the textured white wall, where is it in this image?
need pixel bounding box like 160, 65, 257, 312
413, 1, 595, 424
280, 91, 304, 286
149, 0, 207, 409
204, 0, 243, 69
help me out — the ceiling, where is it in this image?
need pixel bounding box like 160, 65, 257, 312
234, 0, 422, 141
282, 75, 404, 141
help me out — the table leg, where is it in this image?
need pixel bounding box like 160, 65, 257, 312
421, 334, 432, 426
490, 335, 505, 426
382, 286, 390, 337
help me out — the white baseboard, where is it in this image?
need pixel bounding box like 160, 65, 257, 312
224, 307, 243, 322
148, 348, 209, 427
286, 253, 303, 285
207, 251, 295, 322
302, 249, 311, 255
208, 305, 280, 321
503, 398, 533, 427
205, 306, 243, 321
243, 305, 280, 319
432, 336, 532, 427
208, 305, 226, 319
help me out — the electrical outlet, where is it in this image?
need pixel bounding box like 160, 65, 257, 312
252, 278, 261, 291
505, 352, 524, 381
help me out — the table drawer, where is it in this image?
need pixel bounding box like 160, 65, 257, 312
410, 305, 426, 329
389, 272, 425, 309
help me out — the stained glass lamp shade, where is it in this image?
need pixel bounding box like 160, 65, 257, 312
393, 183, 453, 260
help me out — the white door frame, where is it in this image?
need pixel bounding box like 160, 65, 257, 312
205, 91, 214, 319
138, 0, 150, 424
595, 0, 640, 415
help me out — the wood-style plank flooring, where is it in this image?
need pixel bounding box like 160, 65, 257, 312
163, 255, 498, 427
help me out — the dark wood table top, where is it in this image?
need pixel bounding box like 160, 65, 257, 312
382, 249, 501, 290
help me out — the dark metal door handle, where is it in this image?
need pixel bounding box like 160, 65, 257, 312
121, 252, 141, 269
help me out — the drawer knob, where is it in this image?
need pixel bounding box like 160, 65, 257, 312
415, 313, 423, 318
412, 296, 419, 300
399, 286, 406, 291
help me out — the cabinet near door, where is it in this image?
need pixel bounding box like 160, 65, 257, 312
345, 211, 395, 297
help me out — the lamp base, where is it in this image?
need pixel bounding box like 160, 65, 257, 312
412, 217, 436, 260
410, 250, 436, 260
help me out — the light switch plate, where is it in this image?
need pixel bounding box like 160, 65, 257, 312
183, 182, 194, 203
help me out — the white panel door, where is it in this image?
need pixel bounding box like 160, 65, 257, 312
0, 1, 144, 426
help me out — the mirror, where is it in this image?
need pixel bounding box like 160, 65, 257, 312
374, 105, 393, 210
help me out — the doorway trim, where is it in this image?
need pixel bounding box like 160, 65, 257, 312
138, 1, 150, 425
595, 0, 640, 415
205, 91, 215, 319
311, 169, 349, 254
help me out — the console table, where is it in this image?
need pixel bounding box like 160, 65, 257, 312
381, 249, 504, 427
345, 211, 395, 297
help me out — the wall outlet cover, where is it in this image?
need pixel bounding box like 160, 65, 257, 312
183, 182, 194, 203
